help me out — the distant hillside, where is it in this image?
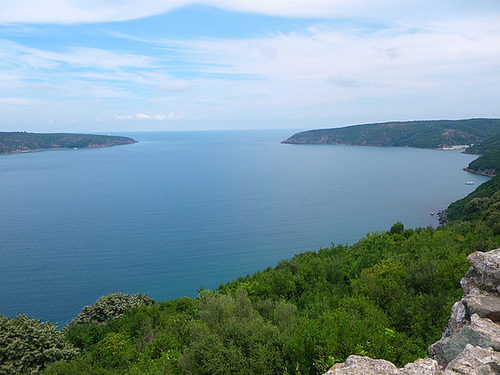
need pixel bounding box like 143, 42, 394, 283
465, 132, 500, 155
0, 132, 137, 155
461, 130, 500, 177
282, 119, 500, 149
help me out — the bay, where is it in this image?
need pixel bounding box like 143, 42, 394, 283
0, 129, 489, 325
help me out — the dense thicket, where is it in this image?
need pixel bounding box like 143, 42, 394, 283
446, 175, 500, 221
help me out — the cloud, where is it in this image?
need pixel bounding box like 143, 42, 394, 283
114, 113, 186, 120
1, 0, 499, 24
1, 3, 499, 130
156, 17, 500, 91
157, 81, 192, 92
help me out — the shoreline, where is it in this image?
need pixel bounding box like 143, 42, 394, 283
463, 167, 497, 178
0, 142, 137, 156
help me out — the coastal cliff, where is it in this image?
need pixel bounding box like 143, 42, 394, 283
0, 132, 137, 155
325, 247, 500, 374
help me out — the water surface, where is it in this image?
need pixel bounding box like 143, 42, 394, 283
0, 130, 488, 324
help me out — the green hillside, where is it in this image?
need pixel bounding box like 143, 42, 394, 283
465, 132, 500, 155
462, 132, 500, 176
282, 119, 500, 149
0, 132, 137, 155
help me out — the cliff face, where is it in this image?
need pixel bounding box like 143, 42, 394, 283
325, 248, 500, 375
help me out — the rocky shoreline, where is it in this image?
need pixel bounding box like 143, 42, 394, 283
325, 247, 500, 374
463, 168, 498, 178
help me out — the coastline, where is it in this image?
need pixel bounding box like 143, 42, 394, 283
463, 167, 497, 178
0, 142, 137, 156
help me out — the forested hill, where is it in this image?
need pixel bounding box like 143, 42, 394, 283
282, 118, 500, 149
0, 132, 137, 155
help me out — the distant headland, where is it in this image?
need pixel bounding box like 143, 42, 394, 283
0, 132, 137, 155
282, 118, 500, 177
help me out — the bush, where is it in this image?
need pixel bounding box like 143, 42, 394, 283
0, 314, 78, 374
66, 293, 155, 327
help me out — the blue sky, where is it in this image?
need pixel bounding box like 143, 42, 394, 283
1, 1, 499, 132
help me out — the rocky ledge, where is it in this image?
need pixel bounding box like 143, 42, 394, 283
325, 248, 500, 375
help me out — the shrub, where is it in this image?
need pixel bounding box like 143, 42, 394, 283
66, 293, 155, 327
0, 314, 78, 374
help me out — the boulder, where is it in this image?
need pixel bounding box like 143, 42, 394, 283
429, 314, 500, 367
461, 249, 500, 296
324, 355, 399, 375
443, 344, 500, 375
399, 358, 441, 375
462, 294, 500, 322
324, 356, 441, 375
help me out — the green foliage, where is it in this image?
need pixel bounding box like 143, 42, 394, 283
0, 314, 78, 374
66, 292, 155, 327
389, 222, 405, 235
179, 289, 288, 375
465, 150, 500, 176
446, 175, 500, 221
466, 132, 500, 154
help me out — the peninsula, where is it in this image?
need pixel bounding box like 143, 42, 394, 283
282, 118, 500, 149
283, 118, 500, 176
0, 132, 137, 155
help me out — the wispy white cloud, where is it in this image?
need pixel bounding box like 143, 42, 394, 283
1, 0, 498, 24
114, 113, 186, 120
0, 2, 499, 131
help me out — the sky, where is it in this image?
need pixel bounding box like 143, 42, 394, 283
0, 0, 500, 132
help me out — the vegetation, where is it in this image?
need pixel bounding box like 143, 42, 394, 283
0, 132, 137, 155
465, 132, 500, 155
464, 151, 500, 177
66, 293, 156, 327
282, 118, 500, 149
463, 132, 500, 176
446, 175, 500, 223
0, 315, 78, 374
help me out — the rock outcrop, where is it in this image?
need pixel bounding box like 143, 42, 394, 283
325, 248, 500, 375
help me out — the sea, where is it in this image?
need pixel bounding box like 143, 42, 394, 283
0, 129, 490, 325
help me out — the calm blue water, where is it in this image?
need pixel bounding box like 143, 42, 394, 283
0, 129, 489, 325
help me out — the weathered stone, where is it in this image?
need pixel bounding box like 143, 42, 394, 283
442, 301, 469, 338
399, 358, 441, 375
429, 314, 500, 367
443, 344, 500, 375
462, 294, 500, 322
324, 355, 399, 375
461, 249, 500, 296
324, 357, 442, 375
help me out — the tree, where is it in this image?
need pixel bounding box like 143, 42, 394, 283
66, 292, 155, 327
0, 314, 78, 374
